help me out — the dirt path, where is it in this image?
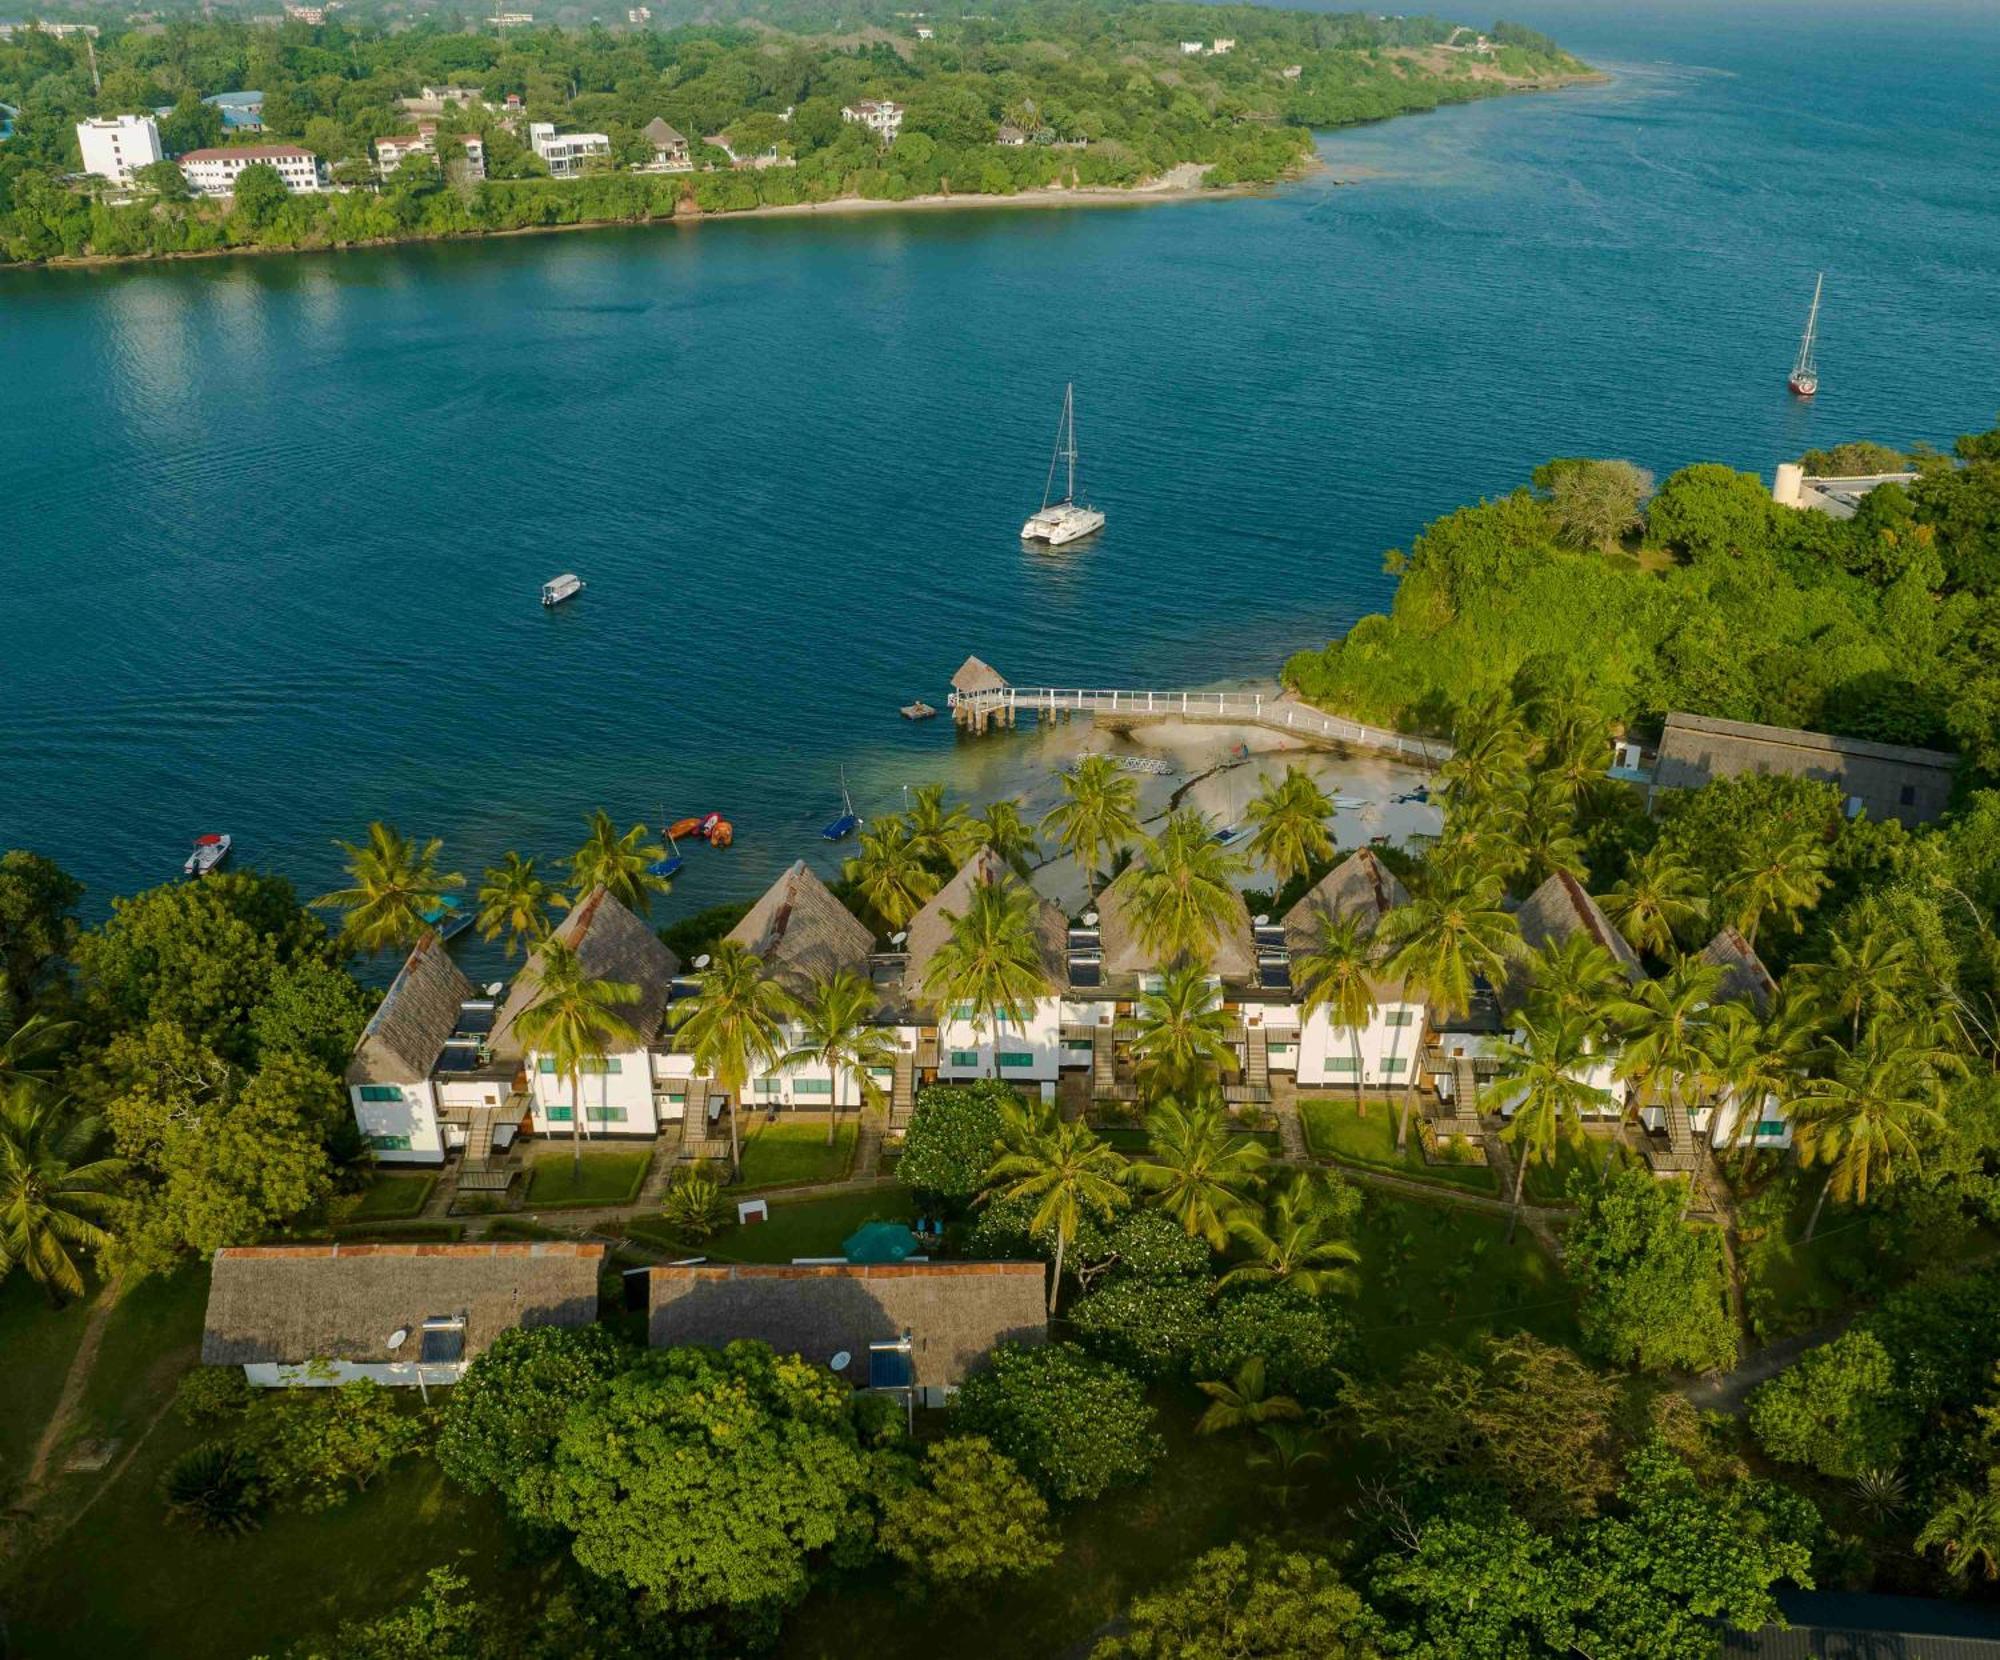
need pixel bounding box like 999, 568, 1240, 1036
1, 1282, 119, 1568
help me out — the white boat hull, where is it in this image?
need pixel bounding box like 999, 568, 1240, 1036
1021, 504, 1106, 546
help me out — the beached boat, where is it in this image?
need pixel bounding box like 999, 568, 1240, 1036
821, 770, 863, 842
541, 573, 585, 607
1788, 273, 1823, 397
1021, 384, 1106, 547
900, 700, 938, 721
184, 832, 231, 878
1212, 824, 1250, 849
420, 894, 473, 941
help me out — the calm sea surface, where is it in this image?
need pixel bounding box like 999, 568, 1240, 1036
3, 0, 1997, 933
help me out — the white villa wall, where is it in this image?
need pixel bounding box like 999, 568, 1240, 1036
1295, 1000, 1426, 1089
244, 1358, 468, 1388
350, 1081, 444, 1164
1698, 1089, 1794, 1151
936, 996, 1062, 1085
525, 1044, 658, 1137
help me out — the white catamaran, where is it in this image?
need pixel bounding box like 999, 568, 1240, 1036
1020, 383, 1105, 547
1788, 272, 1823, 398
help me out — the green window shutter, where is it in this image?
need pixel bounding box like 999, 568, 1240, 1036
1381, 1057, 1407, 1074
666, 1092, 687, 1105
585, 1104, 626, 1123
1383, 1010, 1416, 1027
794, 1079, 834, 1095
368, 1133, 413, 1151
998, 1052, 1035, 1069
953, 1003, 978, 1020
359, 1085, 404, 1103
754, 1078, 782, 1096
948, 1050, 980, 1068
1328, 1056, 1359, 1074
538, 1057, 557, 1074
545, 1105, 574, 1122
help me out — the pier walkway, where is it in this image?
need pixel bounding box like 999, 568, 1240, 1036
945, 660, 1453, 766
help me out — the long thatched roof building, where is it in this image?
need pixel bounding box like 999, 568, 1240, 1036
202, 1242, 604, 1384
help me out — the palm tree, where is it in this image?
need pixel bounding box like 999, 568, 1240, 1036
1221, 1173, 1360, 1296
569, 809, 671, 916
1433, 791, 1528, 888
315, 822, 463, 953
972, 800, 1040, 878
843, 819, 939, 932
1608, 957, 1726, 1198
983, 1101, 1128, 1314
1599, 848, 1708, 960
906, 783, 978, 873
1247, 1422, 1328, 1509
0, 1088, 125, 1305
0, 1012, 77, 1090
920, 879, 1052, 1081
783, 969, 897, 1147
1708, 985, 1824, 1161
1291, 911, 1378, 1110
1514, 774, 1587, 889
1378, 861, 1519, 1148
1722, 827, 1830, 944
1917, 1475, 2000, 1581
1524, 933, 1625, 1034
1130, 1095, 1270, 1249
1490, 1011, 1611, 1240
1194, 1355, 1303, 1436
1114, 809, 1248, 966
1791, 1022, 1949, 1239
667, 941, 799, 1180
1244, 766, 1335, 890
1042, 755, 1141, 901
1436, 692, 1532, 810
512, 938, 642, 1179
1806, 911, 1920, 1043
1129, 961, 1236, 1098
475, 852, 555, 959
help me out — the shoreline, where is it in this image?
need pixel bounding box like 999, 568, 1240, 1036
5, 70, 1607, 275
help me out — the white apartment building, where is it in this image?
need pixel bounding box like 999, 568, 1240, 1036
75, 114, 163, 186
1274, 851, 1428, 1089
1179, 40, 1204, 54
1211, 37, 1236, 53
841, 100, 905, 142
375, 123, 486, 179
528, 121, 611, 178
179, 144, 324, 198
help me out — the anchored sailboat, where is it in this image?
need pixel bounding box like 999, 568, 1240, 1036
1020, 383, 1106, 547
821, 768, 862, 842
1788, 273, 1823, 398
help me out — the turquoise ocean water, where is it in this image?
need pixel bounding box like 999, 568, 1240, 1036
3, 0, 1997, 929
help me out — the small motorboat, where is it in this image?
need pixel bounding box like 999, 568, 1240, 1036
665, 816, 704, 841
420, 894, 473, 941
184, 833, 231, 878
542, 573, 585, 607
900, 700, 937, 721
706, 817, 734, 849
821, 770, 863, 842
1212, 824, 1249, 849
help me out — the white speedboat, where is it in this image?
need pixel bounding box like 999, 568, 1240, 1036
184, 833, 231, 877
1021, 383, 1105, 546
542, 573, 585, 607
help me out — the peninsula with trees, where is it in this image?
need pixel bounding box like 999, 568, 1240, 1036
0, 6, 1591, 265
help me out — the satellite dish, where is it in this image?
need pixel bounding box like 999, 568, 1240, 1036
890, 931, 908, 947
1254, 913, 1270, 926
693, 954, 711, 970
1082, 911, 1099, 927
484, 981, 503, 997
386, 1327, 410, 1351
830, 1350, 851, 1372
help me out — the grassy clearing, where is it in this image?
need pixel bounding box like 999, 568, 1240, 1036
73, 1265, 209, 1447
1300, 1097, 1499, 1194
1518, 1132, 1639, 1205
737, 1120, 858, 1190
345, 1172, 437, 1221
0, 1276, 97, 1499
633, 1187, 913, 1264
523, 1146, 652, 1209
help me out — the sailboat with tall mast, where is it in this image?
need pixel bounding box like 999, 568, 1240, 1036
1788, 272, 1823, 397
1020, 383, 1105, 547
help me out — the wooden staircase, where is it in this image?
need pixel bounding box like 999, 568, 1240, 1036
890, 1051, 916, 1131
1246, 1026, 1269, 1095
1649, 1094, 1701, 1174
1091, 1025, 1118, 1102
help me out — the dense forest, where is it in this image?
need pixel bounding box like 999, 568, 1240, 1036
0, 6, 1588, 262
1284, 423, 2000, 784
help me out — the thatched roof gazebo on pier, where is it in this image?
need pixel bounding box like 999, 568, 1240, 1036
949, 656, 1011, 732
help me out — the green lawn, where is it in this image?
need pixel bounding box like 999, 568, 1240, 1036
523, 1146, 652, 1208
73, 1265, 210, 1448
1519, 1133, 1639, 1205
6, 1419, 515, 1660
737, 1121, 858, 1190
345, 1172, 437, 1221
0, 1276, 97, 1500
1349, 1188, 1578, 1367
634, 1188, 913, 1264
1300, 1097, 1499, 1194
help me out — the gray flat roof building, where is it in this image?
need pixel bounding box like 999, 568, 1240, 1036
1651, 711, 1957, 828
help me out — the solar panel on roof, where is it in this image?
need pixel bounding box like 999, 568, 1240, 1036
453, 1001, 496, 1035
868, 1346, 913, 1389
434, 1042, 482, 1073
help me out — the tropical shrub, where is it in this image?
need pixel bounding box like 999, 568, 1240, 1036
161, 1441, 264, 1534
954, 1342, 1160, 1503
1748, 1330, 1912, 1479
877, 1436, 1059, 1584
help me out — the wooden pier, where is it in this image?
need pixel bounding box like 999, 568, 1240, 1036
945, 657, 1453, 766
